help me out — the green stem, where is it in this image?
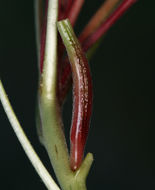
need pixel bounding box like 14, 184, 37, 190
0, 80, 60, 190
39, 2, 93, 189
41, 0, 58, 97
40, 91, 93, 190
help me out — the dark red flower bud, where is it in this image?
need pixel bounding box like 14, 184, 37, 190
58, 19, 93, 171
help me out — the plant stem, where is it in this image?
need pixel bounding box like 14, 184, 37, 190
79, 0, 122, 43
41, 0, 58, 97
40, 92, 93, 190
38, 0, 72, 189
0, 80, 60, 190
83, 0, 137, 51
66, 0, 84, 26
39, 1, 93, 189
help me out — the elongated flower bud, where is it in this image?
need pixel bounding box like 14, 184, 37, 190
58, 19, 93, 171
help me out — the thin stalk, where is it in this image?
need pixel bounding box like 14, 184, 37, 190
83, 0, 137, 51
0, 80, 60, 190
39, 5, 93, 187
79, 0, 122, 43
35, 1, 93, 189
66, 0, 84, 26
39, 1, 71, 188
59, 0, 73, 20
41, 0, 58, 97
63, 0, 73, 18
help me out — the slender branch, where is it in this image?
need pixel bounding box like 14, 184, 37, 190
42, 0, 58, 97
39, 13, 93, 189
34, 1, 93, 189
0, 80, 60, 190
83, 0, 137, 51
66, 0, 84, 26
79, 0, 122, 43
58, 0, 73, 20
38, 1, 73, 189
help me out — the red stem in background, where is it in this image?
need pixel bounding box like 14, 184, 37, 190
58, 0, 63, 20
66, 0, 84, 26
82, 0, 137, 51
57, 0, 77, 103
59, 0, 73, 20
57, 0, 84, 96
40, 0, 48, 73
40, 0, 137, 105
58, 0, 120, 93
79, 0, 122, 43
57, 57, 72, 105
63, 0, 73, 19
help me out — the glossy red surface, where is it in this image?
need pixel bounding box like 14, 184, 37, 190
69, 45, 93, 171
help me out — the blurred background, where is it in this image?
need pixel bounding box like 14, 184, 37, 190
0, 0, 155, 189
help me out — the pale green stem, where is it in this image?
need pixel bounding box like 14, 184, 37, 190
39, 2, 93, 189
38, 0, 72, 189
0, 80, 60, 190
41, 0, 58, 97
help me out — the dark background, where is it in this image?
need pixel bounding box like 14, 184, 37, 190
0, 0, 155, 189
